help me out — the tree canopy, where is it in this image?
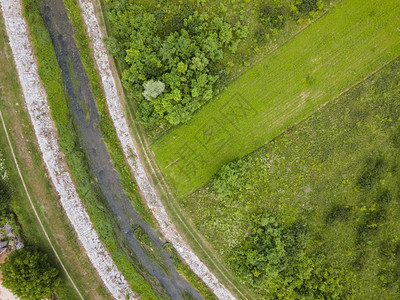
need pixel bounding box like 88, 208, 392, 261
230, 212, 351, 299
1, 247, 60, 300
106, 1, 248, 126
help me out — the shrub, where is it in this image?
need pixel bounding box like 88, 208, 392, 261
356, 156, 385, 191
0, 153, 11, 221
259, 2, 287, 30
325, 204, 351, 224
213, 159, 248, 198
296, 0, 319, 14
1, 247, 60, 300
229, 212, 351, 298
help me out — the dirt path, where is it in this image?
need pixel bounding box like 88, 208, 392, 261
0, 1, 135, 299
77, 1, 235, 299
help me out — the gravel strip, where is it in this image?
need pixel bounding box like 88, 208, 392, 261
78, 1, 236, 299
0, 1, 136, 299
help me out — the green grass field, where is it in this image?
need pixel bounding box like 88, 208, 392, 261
186, 56, 400, 299
152, 0, 400, 196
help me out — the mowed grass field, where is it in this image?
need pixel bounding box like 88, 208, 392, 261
152, 0, 400, 195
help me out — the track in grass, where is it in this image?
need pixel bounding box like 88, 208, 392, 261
152, 0, 400, 196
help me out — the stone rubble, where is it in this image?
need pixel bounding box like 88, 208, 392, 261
78, 1, 236, 299
0, 1, 136, 299
2, 224, 24, 250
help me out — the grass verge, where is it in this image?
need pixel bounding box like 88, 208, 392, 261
20, 0, 159, 298
0, 10, 107, 300
152, 0, 400, 196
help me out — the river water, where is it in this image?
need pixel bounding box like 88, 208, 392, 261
39, 0, 203, 299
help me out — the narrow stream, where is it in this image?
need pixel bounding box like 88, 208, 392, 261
39, 0, 203, 299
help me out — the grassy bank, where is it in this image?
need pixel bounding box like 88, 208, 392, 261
0, 10, 107, 300
20, 0, 159, 298
91, 0, 239, 298
62, 0, 155, 227
152, 0, 400, 195
187, 57, 400, 298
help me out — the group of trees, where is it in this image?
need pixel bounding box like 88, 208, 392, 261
229, 212, 350, 299
254, 0, 324, 43
1, 247, 60, 300
106, 1, 248, 126
105, 0, 326, 129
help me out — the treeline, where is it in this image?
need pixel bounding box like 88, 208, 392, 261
106, 1, 248, 126
104, 0, 325, 130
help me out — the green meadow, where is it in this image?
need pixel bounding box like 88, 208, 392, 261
186, 56, 400, 299
152, 0, 400, 196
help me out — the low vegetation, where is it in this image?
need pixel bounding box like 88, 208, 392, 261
1, 247, 60, 300
185, 58, 400, 298
63, 0, 155, 227
152, 0, 400, 195
162, 242, 217, 300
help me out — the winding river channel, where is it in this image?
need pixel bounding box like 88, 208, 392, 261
39, 0, 203, 299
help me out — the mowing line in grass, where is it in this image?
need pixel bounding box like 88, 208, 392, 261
152, 0, 400, 196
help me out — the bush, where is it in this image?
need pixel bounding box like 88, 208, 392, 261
296, 0, 319, 14
325, 204, 351, 224
1, 247, 60, 300
259, 2, 287, 30
229, 212, 351, 299
356, 156, 385, 191
213, 159, 248, 198
0, 153, 11, 221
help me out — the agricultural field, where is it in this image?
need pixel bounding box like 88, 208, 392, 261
152, 0, 400, 195
185, 57, 400, 299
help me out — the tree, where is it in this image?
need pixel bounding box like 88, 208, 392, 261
107, 2, 248, 127
142, 80, 165, 100
230, 212, 351, 298
1, 247, 60, 300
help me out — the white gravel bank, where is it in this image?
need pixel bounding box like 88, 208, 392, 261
0, 1, 136, 299
78, 1, 236, 299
